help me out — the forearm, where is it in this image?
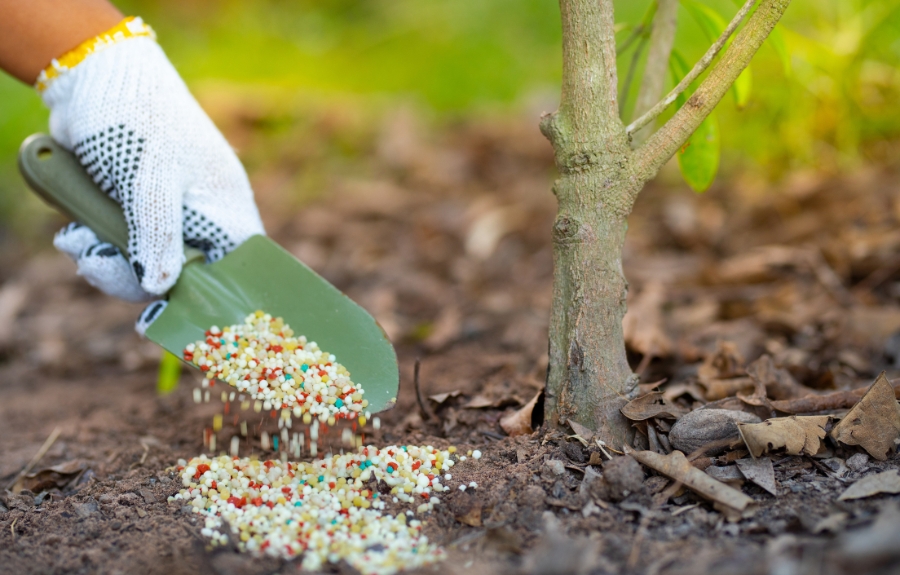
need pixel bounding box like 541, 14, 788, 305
0, 0, 122, 83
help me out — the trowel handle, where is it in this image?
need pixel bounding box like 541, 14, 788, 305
19, 134, 131, 254
18, 134, 204, 265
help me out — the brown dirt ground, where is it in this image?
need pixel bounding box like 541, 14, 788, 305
1, 105, 899, 575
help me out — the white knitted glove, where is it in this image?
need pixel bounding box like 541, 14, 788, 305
40, 26, 265, 307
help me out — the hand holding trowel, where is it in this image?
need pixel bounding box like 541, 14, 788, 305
19, 134, 399, 414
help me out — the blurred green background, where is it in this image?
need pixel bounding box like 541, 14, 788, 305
1, 0, 899, 242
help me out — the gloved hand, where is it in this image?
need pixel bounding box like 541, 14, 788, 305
39, 18, 265, 330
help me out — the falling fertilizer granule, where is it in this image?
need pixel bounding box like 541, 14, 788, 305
176, 312, 472, 573
183, 311, 369, 424
172, 445, 460, 574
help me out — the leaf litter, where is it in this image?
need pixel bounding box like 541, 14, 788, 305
2, 106, 900, 574
738, 415, 831, 458
838, 469, 900, 501
830, 372, 900, 460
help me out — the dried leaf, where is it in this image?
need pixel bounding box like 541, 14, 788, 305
620, 392, 687, 421
705, 465, 744, 486
623, 281, 672, 358
698, 341, 745, 381
838, 470, 900, 501
668, 409, 761, 455
464, 394, 499, 409
428, 390, 462, 405
500, 390, 541, 437
735, 457, 777, 496
703, 377, 756, 401
695, 341, 755, 400
661, 382, 706, 403
746, 355, 811, 400
568, 420, 596, 442
21, 460, 86, 492
628, 449, 754, 519
737, 415, 831, 458
830, 372, 900, 460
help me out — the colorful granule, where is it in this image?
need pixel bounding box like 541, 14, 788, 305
171, 444, 461, 574
183, 312, 368, 424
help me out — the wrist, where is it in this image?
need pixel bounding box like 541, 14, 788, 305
36, 16, 156, 93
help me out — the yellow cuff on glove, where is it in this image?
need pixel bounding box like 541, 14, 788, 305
35, 16, 155, 92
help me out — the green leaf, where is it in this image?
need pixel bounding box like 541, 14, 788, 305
767, 25, 792, 76
669, 49, 720, 193
681, 0, 726, 43
733, 66, 752, 108
678, 111, 720, 193
157, 350, 182, 395
680, 0, 753, 106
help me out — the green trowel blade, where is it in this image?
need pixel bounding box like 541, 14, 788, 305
146, 235, 398, 412
18, 134, 398, 413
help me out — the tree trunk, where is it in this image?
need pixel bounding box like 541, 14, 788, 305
544, 162, 642, 448
542, 0, 793, 447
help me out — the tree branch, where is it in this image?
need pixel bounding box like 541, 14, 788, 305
631, 0, 791, 179
631, 0, 678, 145
545, 0, 622, 146
626, 0, 757, 138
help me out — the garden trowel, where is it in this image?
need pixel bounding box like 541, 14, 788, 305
18, 134, 399, 413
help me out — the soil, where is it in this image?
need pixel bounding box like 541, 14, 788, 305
1, 107, 899, 575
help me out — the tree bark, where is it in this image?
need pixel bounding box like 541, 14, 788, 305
541, 164, 641, 448
542, 0, 792, 448
541, 0, 638, 448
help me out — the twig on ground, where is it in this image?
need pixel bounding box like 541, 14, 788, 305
770, 380, 900, 414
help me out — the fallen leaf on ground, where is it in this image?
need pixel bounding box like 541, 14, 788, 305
696, 341, 754, 401
428, 390, 462, 405
668, 409, 761, 455
698, 341, 745, 381
627, 449, 754, 519
737, 415, 831, 458
568, 420, 596, 442
714, 245, 802, 284
500, 390, 542, 436
705, 465, 744, 486
661, 382, 706, 403
838, 470, 900, 501
464, 394, 501, 409
830, 372, 900, 460
735, 457, 777, 496
21, 460, 86, 493
746, 355, 811, 400
637, 378, 667, 395
620, 392, 687, 421
704, 378, 757, 401
623, 281, 672, 359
